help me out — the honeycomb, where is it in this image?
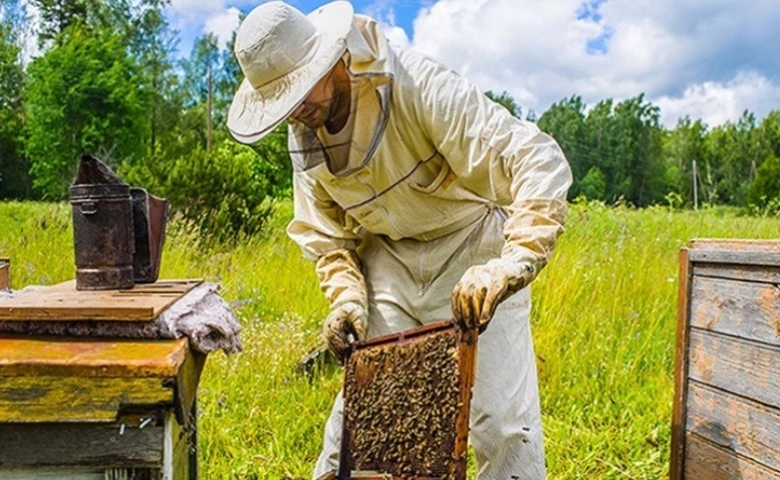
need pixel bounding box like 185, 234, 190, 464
342, 325, 470, 479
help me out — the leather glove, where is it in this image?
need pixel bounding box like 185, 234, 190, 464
451, 258, 536, 331
322, 300, 368, 362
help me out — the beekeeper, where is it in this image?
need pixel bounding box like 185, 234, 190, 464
228, 2, 572, 479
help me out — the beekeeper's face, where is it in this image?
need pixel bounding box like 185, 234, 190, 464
289, 64, 344, 130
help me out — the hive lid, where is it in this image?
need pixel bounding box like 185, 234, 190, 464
686, 239, 780, 266
0, 279, 202, 321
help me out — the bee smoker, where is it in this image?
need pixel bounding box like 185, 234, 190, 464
70, 155, 169, 290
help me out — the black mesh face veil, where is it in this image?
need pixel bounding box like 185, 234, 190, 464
287, 59, 393, 176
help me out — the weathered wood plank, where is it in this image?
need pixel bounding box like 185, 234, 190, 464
0, 467, 104, 479
689, 250, 780, 267
686, 382, 780, 471
0, 280, 201, 322
0, 375, 173, 423
684, 433, 780, 480
671, 248, 691, 480
688, 329, 780, 406
104, 469, 162, 480
690, 276, 780, 346
0, 468, 161, 480
688, 239, 780, 253
173, 348, 206, 428
169, 409, 194, 480
0, 337, 188, 378
0, 418, 164, 468
694, 264, 780, 284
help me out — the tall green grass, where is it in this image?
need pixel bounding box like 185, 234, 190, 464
1, 200, 778, 479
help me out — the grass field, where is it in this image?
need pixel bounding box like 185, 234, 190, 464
1, 200, 779, 479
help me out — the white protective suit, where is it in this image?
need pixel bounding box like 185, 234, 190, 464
286, 15, 572, 480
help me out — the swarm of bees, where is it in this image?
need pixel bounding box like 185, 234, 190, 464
343, 327, 464, 478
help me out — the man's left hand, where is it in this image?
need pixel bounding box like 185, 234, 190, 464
451, 258, 535, 331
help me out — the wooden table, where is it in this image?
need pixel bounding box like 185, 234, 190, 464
0, 281, 207, 480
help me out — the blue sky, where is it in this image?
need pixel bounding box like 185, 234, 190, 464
169, 0, 421, 56
168, 0, 780, 128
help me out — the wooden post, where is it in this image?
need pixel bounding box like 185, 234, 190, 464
670, 248, 691, 480
0, 258, 9, 290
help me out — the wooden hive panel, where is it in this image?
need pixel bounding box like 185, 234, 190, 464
673, 240, 780, 480
0, 336, 203, 424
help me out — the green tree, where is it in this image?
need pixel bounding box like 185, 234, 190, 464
703, 111, 763, 206
179, 33, 224, 151
152, 138, 279, 242
610, 94, 666, 206
757, 110, 780, 159
747, 154, 780, 214
126, 0, 182, 162
582, 99, 619, 200
662, 116, 708, 207
28, 0, 89, 43
25, 24, 145, 199
0, 2, 30, 198
538, 96, 587, 199
579, 167, 607, 200
562, 95, 666, 206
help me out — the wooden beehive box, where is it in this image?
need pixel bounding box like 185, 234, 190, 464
340, 321, 478, 480
0, 279, 206, 479
672, 239, 780, 480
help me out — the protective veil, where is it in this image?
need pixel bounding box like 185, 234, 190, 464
285, 14, 572, 480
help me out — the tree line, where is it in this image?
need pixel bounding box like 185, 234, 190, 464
1, 0, 778, 241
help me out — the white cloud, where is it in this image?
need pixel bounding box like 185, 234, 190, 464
656, 71, 780, 128
407, 0, 780, 127
169, 0, 228, 19
362, 1, 411, 50
205, 7, 240, 48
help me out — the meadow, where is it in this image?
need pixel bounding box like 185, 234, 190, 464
1, 200, 779, 479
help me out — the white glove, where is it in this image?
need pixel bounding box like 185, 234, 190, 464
322, 300, 368, 362
451, 258, 536, 331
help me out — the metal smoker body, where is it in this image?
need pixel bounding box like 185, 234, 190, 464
70, 155, 168, 290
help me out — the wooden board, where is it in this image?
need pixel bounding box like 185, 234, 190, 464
690, 275, 780, 346
693, 263, 780, 284
688, 329, 780, 407
688, 239, 780, 253
0, 337, 203, 423
0, 414, 165, 468
0, 279, 201, 321
0, 336, 189, 377
0, 375, 174, 423
0, 410, 195, 480
686, 382, 780, 472
684, 434, 780, 480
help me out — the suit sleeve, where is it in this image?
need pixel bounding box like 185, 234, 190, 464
406, 51, 572, 273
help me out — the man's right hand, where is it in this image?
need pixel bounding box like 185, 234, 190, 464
322, 301, 368, 362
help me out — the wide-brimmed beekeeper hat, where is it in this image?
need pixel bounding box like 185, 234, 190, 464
227, 1, 354, 144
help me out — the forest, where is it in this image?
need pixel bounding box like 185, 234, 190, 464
1, 0, 779, 242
